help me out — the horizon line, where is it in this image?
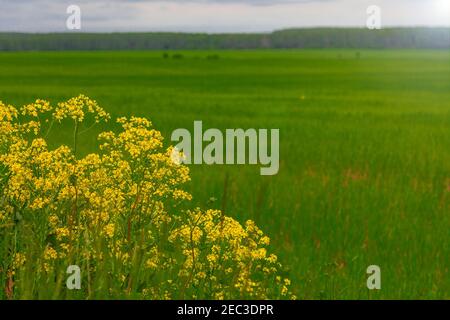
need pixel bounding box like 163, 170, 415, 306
2, 25, 450, 35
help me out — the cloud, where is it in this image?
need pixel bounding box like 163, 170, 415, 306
1, 0, 332, 4
0, 0, 448, 33
123, 0, 332, 5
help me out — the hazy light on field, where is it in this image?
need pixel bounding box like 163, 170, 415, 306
434, 0, 450, 16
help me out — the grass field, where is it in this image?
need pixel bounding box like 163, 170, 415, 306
1, 49, 450, 299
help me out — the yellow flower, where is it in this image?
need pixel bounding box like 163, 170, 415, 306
267, 254, 278, 263
13, 253, 27, 269
104, 223, 115, 238
56, 227, 70, 240
48, 215, 59, 228
207, 254, 218, 264
259, 236, 270, 246
44, 246, 58, 260
53, 94, 110, 123
251, 248, 267, 260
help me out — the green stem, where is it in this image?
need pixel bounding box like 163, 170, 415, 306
73, 121, 79, 157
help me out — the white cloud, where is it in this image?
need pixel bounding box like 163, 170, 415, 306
0, 0, 448, 32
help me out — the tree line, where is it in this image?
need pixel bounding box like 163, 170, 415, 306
0, 28, 449, 51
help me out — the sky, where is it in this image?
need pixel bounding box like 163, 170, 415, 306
0, 0, 449, 33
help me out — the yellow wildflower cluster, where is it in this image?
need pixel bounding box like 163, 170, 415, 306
168, 209, 295, 299
53, 94, 110, 123
0, 96, 294, 300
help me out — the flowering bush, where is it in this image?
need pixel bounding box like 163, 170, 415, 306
0, 95, 294, 300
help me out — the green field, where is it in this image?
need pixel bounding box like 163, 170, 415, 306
1, 49, 450, 299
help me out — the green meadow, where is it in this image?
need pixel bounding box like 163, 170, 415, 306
1, 49, 450, 299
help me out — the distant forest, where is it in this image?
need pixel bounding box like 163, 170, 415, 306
0, 28, 449, 51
